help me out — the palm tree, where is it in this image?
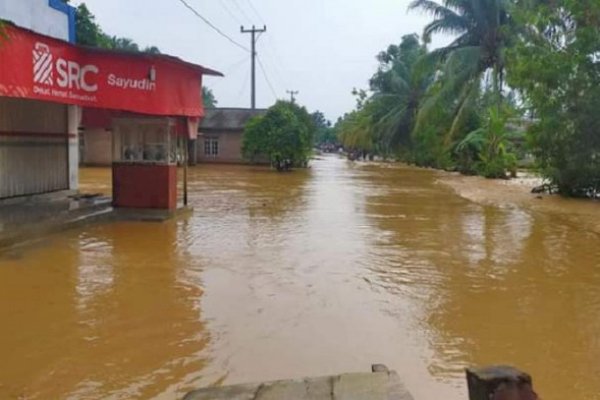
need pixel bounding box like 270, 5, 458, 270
337, 109, 375, 154
368, 35, 434, 153
409, 0, 512, 142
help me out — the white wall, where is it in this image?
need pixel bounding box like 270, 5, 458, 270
0, 0, 70, 42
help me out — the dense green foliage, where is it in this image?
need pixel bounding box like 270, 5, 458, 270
242, 101, 315, 170
337, 0, 521, 175
337, 35, 432, 159
456, 106, 518, 178
339, 0, 600, 191
65, 1, 160, 53
410, 0, 512, 141
507, 0, 600, 195
312, 111, 336, 146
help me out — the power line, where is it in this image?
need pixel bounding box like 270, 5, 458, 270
231, 0, 253, 24
266, 36, 287, 74
261, 45, 287, 89
240, 0, 285, 87
257, 55, 278, 101
217, 0, 244, 26
238, 71, 250, 97
245, 0, 265, 25
224, 56, 249, 74
256, 32, 288, 90
177, 0, 249, 52
209, 56, 248, 89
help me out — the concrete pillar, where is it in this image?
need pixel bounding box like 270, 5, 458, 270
67, 105, 81, 190
466, 366, 538, 400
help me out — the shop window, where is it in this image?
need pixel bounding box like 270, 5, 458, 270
113, 118, 178, 164
204, 138, 219, 157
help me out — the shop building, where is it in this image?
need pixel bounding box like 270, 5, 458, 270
0, 22, 221, 210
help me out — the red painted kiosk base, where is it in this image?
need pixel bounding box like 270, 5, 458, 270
112, 163, 177, 210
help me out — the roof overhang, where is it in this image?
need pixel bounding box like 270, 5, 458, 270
0, 22, 223, 117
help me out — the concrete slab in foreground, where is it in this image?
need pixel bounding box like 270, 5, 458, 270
183, 366, 414, 400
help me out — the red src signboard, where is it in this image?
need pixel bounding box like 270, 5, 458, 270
0, 24, 222, 117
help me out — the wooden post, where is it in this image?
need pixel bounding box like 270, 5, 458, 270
183, 136, 188, 207
466, 366, 538, 400
188, 138, 197, 166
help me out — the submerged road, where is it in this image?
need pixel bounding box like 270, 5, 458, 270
1, 155, 599, 400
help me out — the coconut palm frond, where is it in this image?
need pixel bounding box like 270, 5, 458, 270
445, 76, 482, 144
443, 0, 473, 15
442, 45, 481, 78
409, 0, 463, 20
423, 14, 469, 42
456, 127, 487, 152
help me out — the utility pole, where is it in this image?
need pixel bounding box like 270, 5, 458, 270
286, 90, 299, 104
241, 25, 267, 109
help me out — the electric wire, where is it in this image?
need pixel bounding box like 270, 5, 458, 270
257, 55, 279, 100
177, 0, 249, 52
231, 0, 253, 25
244, 0, 265, 25
217, 0, 244, 26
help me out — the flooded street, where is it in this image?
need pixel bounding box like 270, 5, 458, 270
2, 155, 600, 400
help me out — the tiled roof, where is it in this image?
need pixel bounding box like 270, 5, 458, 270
200, 108, 267, 130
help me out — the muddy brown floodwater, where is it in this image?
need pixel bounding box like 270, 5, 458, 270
1, 155, 600, 400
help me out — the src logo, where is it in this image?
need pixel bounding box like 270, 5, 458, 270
33, 43, 54, 85
32, 42, 99, 92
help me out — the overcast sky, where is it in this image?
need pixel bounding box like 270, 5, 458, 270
72, 0, 447, 121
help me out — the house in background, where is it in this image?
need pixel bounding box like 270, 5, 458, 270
195, 108, 266, 164
82, 107, 265, 166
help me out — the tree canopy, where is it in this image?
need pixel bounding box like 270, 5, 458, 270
337, 34, 434, 159
242, 101, 315, 170
333, 1, 523, 181
202, 88, 218, 108
335, 0, 600, 195
507, 0, 600, 195
409, 0, 513, 142
68, 2, 161, 53
312, 111, 336, 145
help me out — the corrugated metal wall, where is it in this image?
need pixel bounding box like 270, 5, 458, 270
0, 98, 69, 199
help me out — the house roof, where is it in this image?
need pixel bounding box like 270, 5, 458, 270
200, 108, 267, 131
83, 45, 223, 77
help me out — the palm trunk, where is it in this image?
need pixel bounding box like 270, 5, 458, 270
493, 64, 502, 112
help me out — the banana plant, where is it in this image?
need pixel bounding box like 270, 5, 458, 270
456, 106, 518, 178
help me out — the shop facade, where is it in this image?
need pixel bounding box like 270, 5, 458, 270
0, 23, 221, 209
